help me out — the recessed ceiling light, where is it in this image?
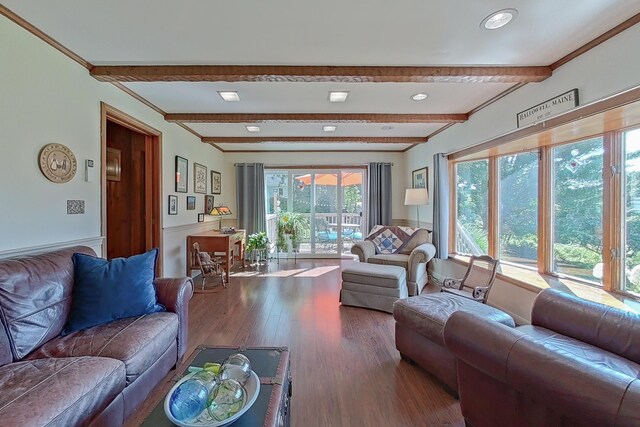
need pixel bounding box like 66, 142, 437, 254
381, 126, 394, 131
323, 125, 337, 132
481, 9, 518, 30
245, 125, 260, 132
328, 91, 349, 102
218, 91, 240, 102
411, 93, 428, 101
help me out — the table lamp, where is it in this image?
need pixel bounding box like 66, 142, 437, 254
404, 188, 429, 227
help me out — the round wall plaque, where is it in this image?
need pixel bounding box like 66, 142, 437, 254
39, 143, 77, 183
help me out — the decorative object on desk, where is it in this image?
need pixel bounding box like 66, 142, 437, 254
169, 195, 178, 215
163, 369, 260, 427
39, 143, 77, 183
205, 195, 215, 214
277, 212, 308, 253
221, 227, 236, 234
246, 232, 269, 264
210, 206, 233, 216
220, 353, 252, 384
176, 156, 188, 193
194, 163, 207, 194
105, 147, 121, 181
187, 196, 196, 210
404, 188, 428, 226
211, 170, 221, 194
198, 213, 205, 223
412, 167, 428, 189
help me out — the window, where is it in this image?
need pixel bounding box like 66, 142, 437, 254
551, 137, 604, 284
455, 160, 489, 254
623, 128, 640, 294
498, 152, 538, 268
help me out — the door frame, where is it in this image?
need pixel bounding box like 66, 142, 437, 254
100, 102, 163, 274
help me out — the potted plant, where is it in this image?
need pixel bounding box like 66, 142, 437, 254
246, 231, 269, 264
276, 212, 308, 253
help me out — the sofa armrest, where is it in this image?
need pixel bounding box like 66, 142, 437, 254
155, 277, 194, 359
407, 243, 436, 282
351, 240, 376, 262
444, 311, 637, 426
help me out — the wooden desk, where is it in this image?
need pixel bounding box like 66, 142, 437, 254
186, 230, 246, 283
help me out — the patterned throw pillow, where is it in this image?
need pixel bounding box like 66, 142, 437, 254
366, 225, 421, 255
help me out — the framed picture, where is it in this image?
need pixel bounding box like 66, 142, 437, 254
205, 195, 215, 214
412, 167, 428, 189
175, 156, 188, 193
168, 195, 178, 215
106, 148, 121, 181
198, 213, 205, 223
194, 163, 207, 194
211, 170, 221, 195
186, 196, 196, 210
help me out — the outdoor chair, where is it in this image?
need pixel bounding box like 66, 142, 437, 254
316, 218, 338, 249
441, 255, 500, 303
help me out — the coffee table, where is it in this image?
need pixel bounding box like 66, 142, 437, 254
140, 345, 291, 427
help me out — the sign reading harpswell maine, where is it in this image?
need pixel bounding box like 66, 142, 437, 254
516, 89, 579, 128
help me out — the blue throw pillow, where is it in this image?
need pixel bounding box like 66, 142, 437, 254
63, 248, 165, 335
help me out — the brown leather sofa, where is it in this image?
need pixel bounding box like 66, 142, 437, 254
0, 246, 194, 427
444, 288, 640, 427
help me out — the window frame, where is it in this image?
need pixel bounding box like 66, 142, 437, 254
448, 129, 636, 295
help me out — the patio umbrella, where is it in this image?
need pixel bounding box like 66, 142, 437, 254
295, 172, 362, 186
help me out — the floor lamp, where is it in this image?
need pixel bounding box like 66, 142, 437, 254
405, 188, 429, 227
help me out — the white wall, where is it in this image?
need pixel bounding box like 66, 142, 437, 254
0, 16, 226, 276
223, 151, 407, 222
408, 23, 640, 322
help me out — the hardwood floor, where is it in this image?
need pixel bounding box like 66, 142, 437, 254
128, 259, 464, 426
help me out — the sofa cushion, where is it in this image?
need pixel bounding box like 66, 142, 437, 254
28, 312, 178, 384
368, 254, 410, 269
393, 293, 515, 346
0, 356, 125, 426
0, 246, 95, 360
64, 249, 164, 334
366, 226, 422, 255
399, 228, 431, 255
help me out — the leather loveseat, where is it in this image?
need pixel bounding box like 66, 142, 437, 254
351, 228, 436, 295
444, 288, 640, 427
0, 246, 193, 427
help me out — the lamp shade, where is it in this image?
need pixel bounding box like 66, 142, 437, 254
404, 188, 428, 206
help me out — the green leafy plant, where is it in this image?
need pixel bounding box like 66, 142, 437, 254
246, 231, 269, 252
276, 212, 309, 250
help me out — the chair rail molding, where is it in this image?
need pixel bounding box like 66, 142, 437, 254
0, 236, 105, 260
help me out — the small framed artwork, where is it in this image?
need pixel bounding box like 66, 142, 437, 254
168, 195, 178, 215
205, 195, 215, 214
194, 163, 207, 194
186, 196, 196, 210
211, 170, 221, 195
412, 167, 428, 189
198, 213, 205, 222
106, 148, 121, 181
175, 156, 188, 193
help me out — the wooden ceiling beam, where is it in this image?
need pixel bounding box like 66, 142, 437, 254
90, 65, 551, 83
165, 113, 467, 123
202, 136, 427, 144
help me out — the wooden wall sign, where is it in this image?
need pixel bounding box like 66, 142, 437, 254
517, 89, 579, 128
38, 143, 77, 183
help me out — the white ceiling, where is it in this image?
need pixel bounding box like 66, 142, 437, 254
4, 1, 640, 152
214, 143, 411, 152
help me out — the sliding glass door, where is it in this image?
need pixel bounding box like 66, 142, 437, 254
265, 169, 366, 257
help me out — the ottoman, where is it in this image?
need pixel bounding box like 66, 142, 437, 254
393, 292, 515, 396
340, 263, 408, 313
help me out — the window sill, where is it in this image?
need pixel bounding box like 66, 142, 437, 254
449, 255, 640, 313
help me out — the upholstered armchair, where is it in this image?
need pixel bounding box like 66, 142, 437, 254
351, 228, 436, 295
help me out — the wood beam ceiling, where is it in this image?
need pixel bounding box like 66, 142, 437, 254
165, 113, 467, 123
202, 136, 427, 144
90, 65, 552, 83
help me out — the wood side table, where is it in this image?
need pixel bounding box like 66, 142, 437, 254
187, 230, 246, 283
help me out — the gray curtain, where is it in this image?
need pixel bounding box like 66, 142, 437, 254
432, 153, 449, 259
367, 162, 393, 231
235, 163, 266, 236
